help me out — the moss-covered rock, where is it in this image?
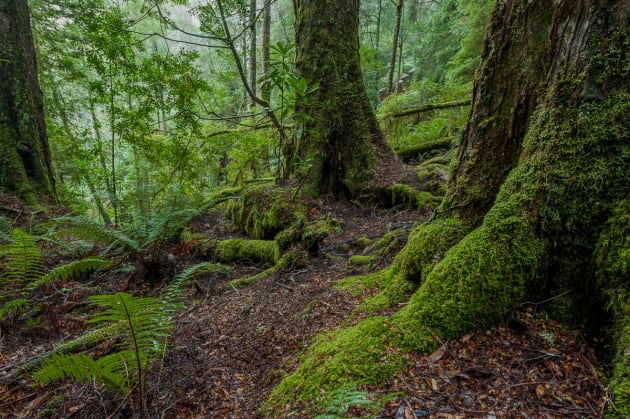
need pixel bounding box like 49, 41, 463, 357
226, 186, 307, 240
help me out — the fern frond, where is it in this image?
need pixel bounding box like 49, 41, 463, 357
162, 262, 210, 307
4, 228, 45, 283
52, 324, 116, 355
0, 216, 14, 243
33, 352, 128, 393
0, 298, 29, 322
53, 217, 141, 252
29, 257, 112, 289
143, 208, 199, 248
35, 292, 174, 394
203, 187, 243, 209
87, 293, 173, 362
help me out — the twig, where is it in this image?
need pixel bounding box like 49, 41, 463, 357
0, 205, 43, 216
518, 290, 572, 308
275, 282, 293, 291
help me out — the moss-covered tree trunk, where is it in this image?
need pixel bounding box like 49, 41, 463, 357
397, 0, 630, 411
292, 0, 396, 198
0, 0, 55, 201
268, 0, 630, 414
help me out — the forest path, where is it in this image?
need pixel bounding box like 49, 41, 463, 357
1, 195, 607, 417
149, 198, 420, 417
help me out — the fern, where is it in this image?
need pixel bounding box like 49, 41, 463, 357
52, 216, 141, 252
0, 216, 14, 243
314, 383, 377, 419
3, 228, 45, 283
33, 352, 128, 393
0, 298, 29, 323
162, 262, 209, 307
143, 208, 199, 248
29, 257, 112, 289
34, 292, 173, 410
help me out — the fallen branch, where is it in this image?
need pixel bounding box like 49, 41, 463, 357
0, 205, 44, 216
387, 99, 471, 119
396, 136, 456, 159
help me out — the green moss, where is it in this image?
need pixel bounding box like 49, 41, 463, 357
216, 238, 280, 265
416, 164, 448, 194
226, 186, 307, 240
302, 218, 340, 254
393, 218, 469, 282
393, 215, 546, 349
336, 269, 388, 297
264, 316, 404, 414
228, 264, 281, 289
390, 184, 438, 210
357, 268, 416, 313
354, 237, 372, 249
348, 255, 376, 265
593, 200, 630, 417
274, 225, 303, 252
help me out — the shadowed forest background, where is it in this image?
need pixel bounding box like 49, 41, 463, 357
0, 0, 629, 417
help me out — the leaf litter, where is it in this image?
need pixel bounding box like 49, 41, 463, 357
0, 194, 610, 418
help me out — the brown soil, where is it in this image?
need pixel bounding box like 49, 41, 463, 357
0, 193, 609, 418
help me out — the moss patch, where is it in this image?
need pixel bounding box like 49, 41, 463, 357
393, 215, 546, 349
264, 316, 404, 414
336, 268, 389, 297
226, 186, 307, 240
390, 184, 438, 210
348, 255, 376, 266
356, 268, 417, 314
216, 238, 280, 266
393, 218, 469, 282
593, 200, 630, 417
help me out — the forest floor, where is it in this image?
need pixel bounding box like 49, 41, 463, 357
0, 193, 610, 418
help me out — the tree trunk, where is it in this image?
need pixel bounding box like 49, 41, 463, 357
293, 0, 400, 198
248, 0, 257, 104
0, 0, 55, 201
386, 0, 404, 96
394, 0, 630, 410
261, 0, 271, 102
443, 1, 559, 226
268, 0, 630, 413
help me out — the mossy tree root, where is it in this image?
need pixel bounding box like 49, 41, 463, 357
593, 200, 630, 416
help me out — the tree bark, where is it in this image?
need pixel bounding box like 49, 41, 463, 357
386, 0, 404, 96
268, 0, 630, 413
248, 0, 257, 103
394, 0, 630, 409
261, 0, 271, 102
0, 0, 55, 201
293, 0, 401, 198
